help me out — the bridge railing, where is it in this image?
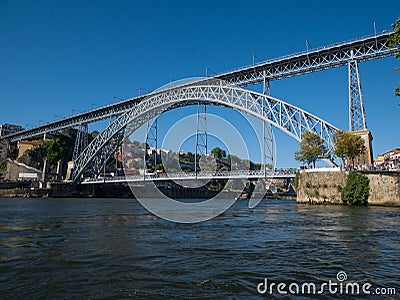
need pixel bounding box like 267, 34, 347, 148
81, 169, 297, 184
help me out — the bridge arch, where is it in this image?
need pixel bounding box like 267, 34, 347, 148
71, 81, 339, 181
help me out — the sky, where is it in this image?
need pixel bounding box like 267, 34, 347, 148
0, 0, 399, 168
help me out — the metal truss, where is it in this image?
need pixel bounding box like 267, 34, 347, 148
195, 103, 207, 173
262, 77, 274, 174
217, 31, 397, 86
90, 128, 125, 176
72, 123, 88, 162
145, 118, 158, 169
4, 32, 397, 142
81, 169, 296, 185
71, 82, 339, 182
348, 59, 367, 130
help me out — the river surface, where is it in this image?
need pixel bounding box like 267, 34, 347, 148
0, 198, 399, 299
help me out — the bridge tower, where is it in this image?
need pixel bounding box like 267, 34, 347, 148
72, 123, 89, 162
262, 75, 274, 175
348, 54, 373, 166
195, 103, 207, 174
145, 118, 158, 171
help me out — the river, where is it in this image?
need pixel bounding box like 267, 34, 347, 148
0, 198, 399, 299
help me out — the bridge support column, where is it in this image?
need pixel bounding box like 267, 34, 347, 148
262, 74, 274, 176
348, 56, 373, 166
145, 118, 158, 171
195, 103, 207, 174
72, 123, 88, 162
348, 58, 367, 131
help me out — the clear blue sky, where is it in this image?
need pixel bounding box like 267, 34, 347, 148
0, 1, 399, 167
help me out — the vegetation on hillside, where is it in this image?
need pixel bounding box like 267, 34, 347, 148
18, 133, 74, 169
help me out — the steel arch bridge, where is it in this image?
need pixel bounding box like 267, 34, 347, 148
1, 30, 398, 184
71, 81, 338, 182
3, 31, 397, 143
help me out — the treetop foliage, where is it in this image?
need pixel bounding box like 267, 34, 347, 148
333, 131, 366, 166
294, 131, 326, 168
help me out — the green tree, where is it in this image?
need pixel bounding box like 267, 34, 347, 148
293, 171, 300, 189
0, 160, 7, 173
334, 131, 366, 167
294, 132, 326, 168
211, 147, 226, 159
389, 17, 400, 97
342, 171, 369, 205
46, 133, 74, 164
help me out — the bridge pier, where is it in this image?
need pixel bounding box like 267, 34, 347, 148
350, 129, 373, 166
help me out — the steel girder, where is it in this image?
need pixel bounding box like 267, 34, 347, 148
4, 32, 396, 142
5, 96, 144, 142
217, 31, 397, 86
71, 83, 339, 182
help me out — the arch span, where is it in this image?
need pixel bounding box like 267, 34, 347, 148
71, 82, 339, 181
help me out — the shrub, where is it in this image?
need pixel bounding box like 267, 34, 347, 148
342, 171, 369, 205
293, 172, 300, 189
305, 182, 311, 189
0, 160, 7, 173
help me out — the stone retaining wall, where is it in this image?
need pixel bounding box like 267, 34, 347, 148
297, 170, 400, 206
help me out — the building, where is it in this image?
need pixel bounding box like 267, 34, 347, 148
0, 123, 24, 138
374, 149, 400, 171
17, 140, 40, 158
0, 139, 8, 160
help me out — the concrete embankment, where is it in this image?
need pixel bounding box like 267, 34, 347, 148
296, 168, 400, 206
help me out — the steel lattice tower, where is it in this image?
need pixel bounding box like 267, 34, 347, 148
72, 123, 88, 162
262, 76, 274, 175
348, 58, 367, 130
145, 118, 158, 170
195, 104, 207, 173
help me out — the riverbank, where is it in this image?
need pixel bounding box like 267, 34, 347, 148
296, 168, 400, 206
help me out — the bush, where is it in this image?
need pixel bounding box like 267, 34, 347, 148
0, 160, 7, 173
293, 171, 300, 189
343, 171, 369, 205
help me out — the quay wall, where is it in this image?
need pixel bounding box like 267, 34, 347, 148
296, 169, 400, 206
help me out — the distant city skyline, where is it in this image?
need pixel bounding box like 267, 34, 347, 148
0, 1, 399, 167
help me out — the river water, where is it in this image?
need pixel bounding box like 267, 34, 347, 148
0, 198, 399, 299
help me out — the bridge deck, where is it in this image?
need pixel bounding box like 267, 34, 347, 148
80, 170, 296, 184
